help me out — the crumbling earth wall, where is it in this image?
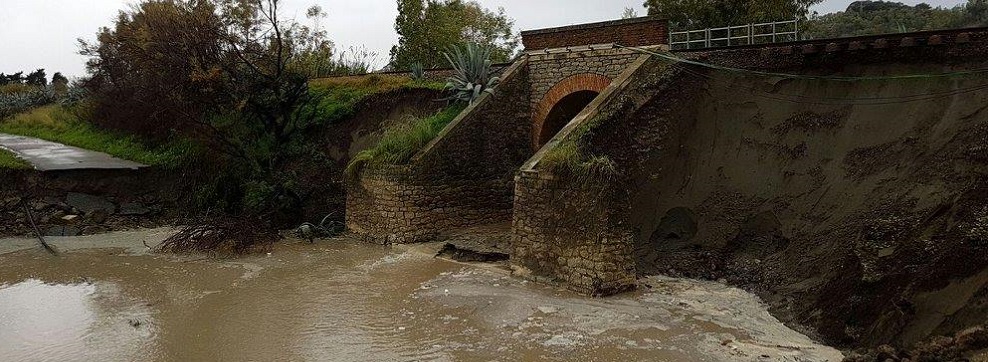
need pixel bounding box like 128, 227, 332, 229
575, 32, 988, 349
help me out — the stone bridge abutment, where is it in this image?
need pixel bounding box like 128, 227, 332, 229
346, 17, 666, 246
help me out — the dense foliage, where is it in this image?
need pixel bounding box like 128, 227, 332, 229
645, 0, 823, 29
803, 0, 988, 39
644, 0, 986, 37
0, 69, 50, 87
390, 0, 518, 69
0, 87, 57, 120
75, 0, 370, 220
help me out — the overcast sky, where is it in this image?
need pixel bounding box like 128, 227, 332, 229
0, 0, 969, 78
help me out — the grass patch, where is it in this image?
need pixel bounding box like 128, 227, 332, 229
538, 114, 620, 184
346, 104, 466, 177
0, 84, 41, 95
0, 105, 195, 168
0, 147, 30, 170
310, 74, 444, 125
540, 141, 619, 185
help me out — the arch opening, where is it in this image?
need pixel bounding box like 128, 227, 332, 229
537, 90, 599, 148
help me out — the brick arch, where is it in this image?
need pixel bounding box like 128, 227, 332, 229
532, 73, 611, 149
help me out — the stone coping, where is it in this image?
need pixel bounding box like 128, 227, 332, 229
521, 17, 668, 37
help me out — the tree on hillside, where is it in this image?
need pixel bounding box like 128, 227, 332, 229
80, 0, 228, 140
25, 69, 47, 87
390, 0, 518, 69
0, 72, 25, 85
802, 0, 988, 39
80, 0, 345, 217
644, 0, 823, 29
51, 72, 70, 94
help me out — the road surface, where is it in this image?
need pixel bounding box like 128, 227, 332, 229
0, 133, 145, 171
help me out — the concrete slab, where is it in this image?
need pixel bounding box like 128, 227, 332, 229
0, 133, 145, 171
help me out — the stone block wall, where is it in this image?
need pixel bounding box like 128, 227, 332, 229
346, 165, 512, 243
512, 172, 636, 296
510, 56, 660, 296
346, 60, 533, 243
527, 48, 643, 112
522, 17, 668, 50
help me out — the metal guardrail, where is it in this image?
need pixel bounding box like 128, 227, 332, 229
669, 19, 800, 50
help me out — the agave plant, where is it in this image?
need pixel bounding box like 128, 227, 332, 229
0, 86, 57, 119
410, 62, 425, 81
442, 43, 499, 104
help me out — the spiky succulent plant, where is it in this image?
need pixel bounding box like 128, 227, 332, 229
442, 43, 499, 104
410, 62, 425, 81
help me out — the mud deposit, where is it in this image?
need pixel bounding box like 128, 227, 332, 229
1, 231, 841, 361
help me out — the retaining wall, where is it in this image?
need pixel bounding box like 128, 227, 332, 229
345, 59, 533, 243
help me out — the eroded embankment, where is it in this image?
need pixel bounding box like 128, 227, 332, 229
0, 169, 188, 238
294, 87, 447, 221
585, 55, 988, 351
0, 88, 446, 238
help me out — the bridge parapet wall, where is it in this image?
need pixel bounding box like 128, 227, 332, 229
522, 17, 668, 50
345, 60, 532, 243
527, 47, 644, 115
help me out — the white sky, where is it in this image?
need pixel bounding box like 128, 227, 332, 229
0, 0, 969, 78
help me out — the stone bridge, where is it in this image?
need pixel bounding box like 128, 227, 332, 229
347, 17, 988, 300
346, 17, 667, 245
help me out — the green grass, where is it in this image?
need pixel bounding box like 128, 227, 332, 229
540, 141, 619, 185
0, 83, 41, 95
539, 114, 620, 184
309, 74, 444, 125
345, 104, 466, 177
0, 147, 30, 170
0, 105, 195, 168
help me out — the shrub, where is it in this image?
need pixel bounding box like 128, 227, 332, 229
443, 43, 499, 104
410, 62, 426, 81
0, 86, 57, 119
538, 112, 620, 185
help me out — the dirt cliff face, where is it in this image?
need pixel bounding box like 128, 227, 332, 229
595, 56, 988, 349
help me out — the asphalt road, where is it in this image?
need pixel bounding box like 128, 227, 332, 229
0, 133, 145, 171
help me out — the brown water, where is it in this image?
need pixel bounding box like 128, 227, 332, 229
0, 230, 843, 361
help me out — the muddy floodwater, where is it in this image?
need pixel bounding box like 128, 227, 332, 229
0, 229, 843, 361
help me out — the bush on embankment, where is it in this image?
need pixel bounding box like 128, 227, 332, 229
538, 114, 620, 185
344, 103, 465, 177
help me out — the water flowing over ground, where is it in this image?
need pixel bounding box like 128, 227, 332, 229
0, 230, 843, 361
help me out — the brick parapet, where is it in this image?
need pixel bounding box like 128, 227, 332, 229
522, 17, 669, 50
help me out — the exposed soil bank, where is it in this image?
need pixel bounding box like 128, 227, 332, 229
0, 169, 189, 238
0, 231, 842, 361
0, 88, 446, 238
599, 54, 988, 353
